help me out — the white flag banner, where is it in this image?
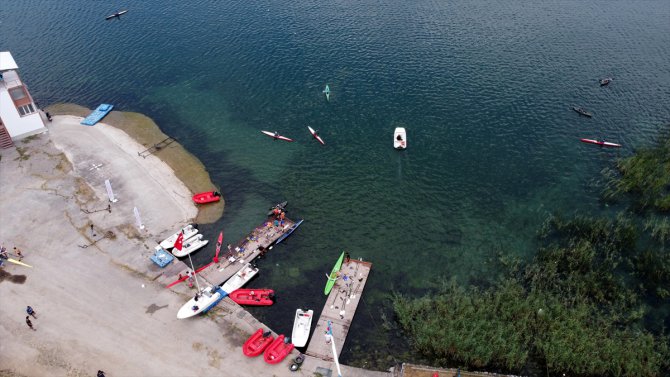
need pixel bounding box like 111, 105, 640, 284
133, 206, 145, 230
105, 179, 118, 203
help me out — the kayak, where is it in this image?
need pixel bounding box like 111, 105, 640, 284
308, 126, 325, 145
165, 262, 213, 288
600, 77, 613, 86
267, 201, 288, 216
229, 289, 275, 306
213, 230, 223, 263
243, 329, 275, 357
572, 106, 593, 117
394, 127, 407, 150
192, 191, 221, 204
275, 219, 304, 245
105, 10, 128, 20
323, 84, 330, 101
263, 335, 294, 364
4, 258, 33, 268
261, 130, 294, 142
324, 251, 345, 295
580, 138, 622, 148
291, 309, 314, 347
160, 224, 198, 249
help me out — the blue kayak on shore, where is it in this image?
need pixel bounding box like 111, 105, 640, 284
81, 104, 113, 126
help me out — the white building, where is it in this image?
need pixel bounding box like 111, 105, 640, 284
0, 51, 47, 149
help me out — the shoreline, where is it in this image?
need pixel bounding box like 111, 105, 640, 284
46, 103, 224, 225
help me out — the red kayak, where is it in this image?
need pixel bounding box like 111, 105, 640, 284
243, 329, 275, 357
263, 334, 294, 364
261, 130, 294, 142
307, 126, 325, 145
580, 138, 622, 148
165, 262, 212, 288
229, 289, 275, 306
192, 191, 221, 204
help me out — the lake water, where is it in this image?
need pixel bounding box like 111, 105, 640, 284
5, 0, 670, 368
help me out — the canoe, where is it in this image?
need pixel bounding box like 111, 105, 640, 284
323, 84, 330, 101
261, 130, 294, 142
171, 234, 209, 257
291, 309, 314, 347
159, 224, 198, 249
176, 285, 226, 319
81, 104, 114, 126
243, 329, 275, 357
324, 251, 345, 295
221, 263, 259, 294
192, 191, 221, 204
394, 127, 407, 150
308, 126, 325, 145
275, 219, 304, 245
580, 138, 622, 148
600, 77, 613, 86
267, 201, 288, 216
572, 106, 593, 117
263, 335, 295, 364
105, 10, 128, 20
229, 289, 275, 306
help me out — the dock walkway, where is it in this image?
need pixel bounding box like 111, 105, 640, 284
305, 258, 372, 361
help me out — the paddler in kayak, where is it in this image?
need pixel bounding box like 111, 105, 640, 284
273, 131, 280, 140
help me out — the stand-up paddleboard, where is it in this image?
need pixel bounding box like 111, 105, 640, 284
261, 131, 294, 142
307, 126, 325, 145
5, 258, 33, 268
394, 127, 407, 150
105, 10, 128, 20
580, 138, 622, 148
323, 84, 330, 101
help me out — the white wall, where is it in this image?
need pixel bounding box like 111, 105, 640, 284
0, 89, 46, 139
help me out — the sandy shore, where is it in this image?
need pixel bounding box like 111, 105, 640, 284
0, 110, 389, 377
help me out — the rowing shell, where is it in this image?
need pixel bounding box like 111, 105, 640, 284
5, 258, 33, 268
580, 138, 621, 148
261, 131, 294, 142
307, 126, 325, 145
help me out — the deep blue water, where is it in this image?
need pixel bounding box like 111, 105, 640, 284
4, 0, 670, 368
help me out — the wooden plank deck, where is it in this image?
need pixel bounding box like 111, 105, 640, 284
305, 258, 372, 361
197, 217, 299, 286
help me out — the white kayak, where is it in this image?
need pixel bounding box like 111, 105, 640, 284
177, 285, 226, 319
171, 234, 209, 257
159, 224, 198, 249
308, 126, 325, 145
261, 130, 294, 142
291, 309, 314, 347
394, 127, 407, 150
221, 263, 259, 293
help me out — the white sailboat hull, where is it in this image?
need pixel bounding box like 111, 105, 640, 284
171, 234, 209, 257
177, 286, 225, 319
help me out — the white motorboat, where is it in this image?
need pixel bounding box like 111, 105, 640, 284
171, 234, 208, 257
394, 127, 407, 150
291, 309, 314, 347
176, 285, 226, 319
159, 224, 198, 249
221, 263, 259, 293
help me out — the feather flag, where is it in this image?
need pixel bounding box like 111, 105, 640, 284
174, 231, 184, 251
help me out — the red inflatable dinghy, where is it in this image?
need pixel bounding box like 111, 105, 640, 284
264, 335, 294, 364
230, 289, 275, 306
192, 191, 221, 204
243, 329, 274, 357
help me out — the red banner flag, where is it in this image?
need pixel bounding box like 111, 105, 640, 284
174, 231, 184, 251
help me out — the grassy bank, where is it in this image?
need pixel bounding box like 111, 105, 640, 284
46, 103, 224, 224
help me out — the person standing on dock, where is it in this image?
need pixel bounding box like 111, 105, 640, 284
186, 271, 194, 288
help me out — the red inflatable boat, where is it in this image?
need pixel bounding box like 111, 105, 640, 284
229, 289, 275, 306
192, 191, 221, 204
243, 329, 274, 357
264, 335, 294, 364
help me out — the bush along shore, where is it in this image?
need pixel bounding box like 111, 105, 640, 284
393, 133, 670, 376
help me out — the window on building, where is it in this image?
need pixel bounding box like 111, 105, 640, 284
9, 86, 27, 101
18, 103, 35, 116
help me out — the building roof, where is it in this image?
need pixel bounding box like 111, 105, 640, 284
0, 51, 19, 71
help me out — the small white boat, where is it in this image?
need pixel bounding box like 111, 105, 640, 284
323, 84, 330, 101
160, 224, 198, 249
177, 285, 226, 319
171, 234, 209, 257
221, 263, 259, 293
291, 309, 314, 347
394, 127, 407, 150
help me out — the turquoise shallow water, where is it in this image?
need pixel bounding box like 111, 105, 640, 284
4, 0, 670, 367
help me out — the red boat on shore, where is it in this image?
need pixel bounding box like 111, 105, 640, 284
229, 289, 275, 306
243, 329, 275, 357
263, 335, 294, 364
192, 191, 221, 204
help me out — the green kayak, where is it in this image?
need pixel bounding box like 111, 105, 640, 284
324, 251, 345, 295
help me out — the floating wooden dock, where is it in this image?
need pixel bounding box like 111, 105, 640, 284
197, 217, 299, 286
305, 258, 372, 361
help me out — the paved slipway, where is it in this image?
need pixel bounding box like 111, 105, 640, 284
0, 115, 389, 377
